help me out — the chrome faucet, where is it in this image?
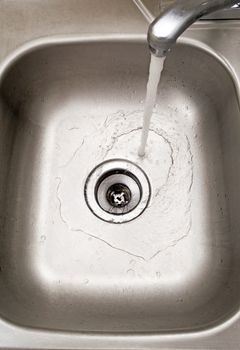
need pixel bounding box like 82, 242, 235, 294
148, 0, 240, 57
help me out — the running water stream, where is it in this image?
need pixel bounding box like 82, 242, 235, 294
138, 54, 165, 157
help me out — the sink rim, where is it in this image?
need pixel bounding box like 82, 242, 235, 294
0, 33, 240, 344
0, 33, 239, 108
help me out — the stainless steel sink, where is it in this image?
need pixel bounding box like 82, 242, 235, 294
0, 2, 240, 349
0, 35, 240, 339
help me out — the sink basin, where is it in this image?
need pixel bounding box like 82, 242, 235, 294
0, 37, 240, 335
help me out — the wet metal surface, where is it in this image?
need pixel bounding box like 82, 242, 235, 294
0, 36, 239, 335
0, 2, 240, 349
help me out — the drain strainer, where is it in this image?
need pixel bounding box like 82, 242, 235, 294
84, 159, 151, 223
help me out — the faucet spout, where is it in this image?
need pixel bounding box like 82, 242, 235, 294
148, 0, 240, 57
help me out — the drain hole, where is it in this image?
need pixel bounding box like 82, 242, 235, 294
84, 159, 151, 224
95, 169, 141, 215
106, 183, 131, 208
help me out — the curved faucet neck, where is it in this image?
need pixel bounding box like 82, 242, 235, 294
148, 0, 240, 57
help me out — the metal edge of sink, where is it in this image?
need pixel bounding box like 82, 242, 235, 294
0, 32, 240, 349
0, 33, 239, 98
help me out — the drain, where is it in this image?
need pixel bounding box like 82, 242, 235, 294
84, 159, 151, 223
106, 183, 131, 208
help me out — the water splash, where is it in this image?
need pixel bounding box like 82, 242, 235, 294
138, 54, 165, 157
